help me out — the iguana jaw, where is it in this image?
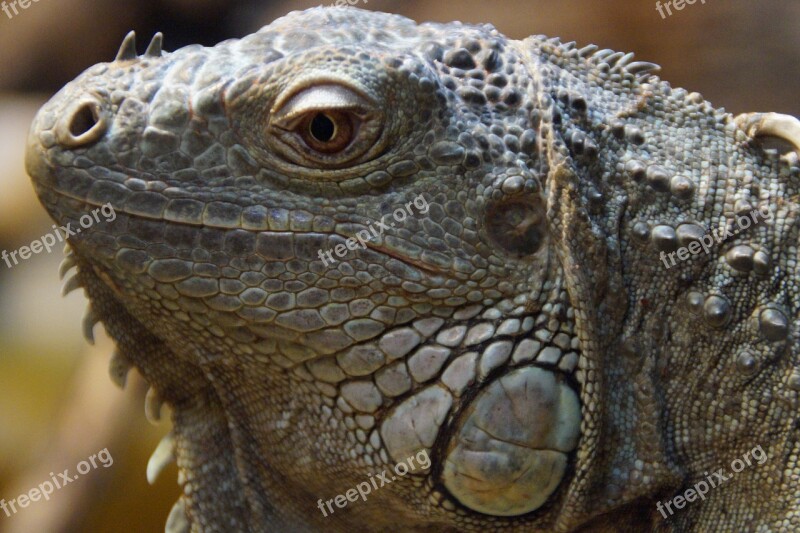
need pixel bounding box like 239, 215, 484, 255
33, 190, 592, 531
30, 158, 595, 530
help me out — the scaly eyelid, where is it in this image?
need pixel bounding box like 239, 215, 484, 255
272, 84, 374, 127
264, 79, 387, 169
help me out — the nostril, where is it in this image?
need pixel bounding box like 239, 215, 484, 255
56, 98, 107, 148
69, 102, 99, 137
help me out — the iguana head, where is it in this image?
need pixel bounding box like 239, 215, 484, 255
25, 6, 800, 532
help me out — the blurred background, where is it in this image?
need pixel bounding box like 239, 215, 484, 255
0, 0, 797, 531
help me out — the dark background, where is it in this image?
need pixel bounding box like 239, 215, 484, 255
0, 1, 797, 531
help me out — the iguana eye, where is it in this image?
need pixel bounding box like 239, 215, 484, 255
300, 110, 355, 153
269, 83, 383, 167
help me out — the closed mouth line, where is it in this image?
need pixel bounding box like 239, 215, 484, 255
42, 184, 448, 275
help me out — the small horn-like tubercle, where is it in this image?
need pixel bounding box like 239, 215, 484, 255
115, 31, 137, 61
147, 431, 175, 485
82, 306, 99, 345
165, 498, 190, 533
108, 349, 132, 389
62, 274, 82, 296
145, 32, 163, 57
145, 386, 164, 424
58, 255, 76, 280
735, 112, 800, 153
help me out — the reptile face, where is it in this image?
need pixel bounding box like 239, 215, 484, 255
25, 6, 800, 533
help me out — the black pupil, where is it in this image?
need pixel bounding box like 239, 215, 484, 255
309, 113, 336, 143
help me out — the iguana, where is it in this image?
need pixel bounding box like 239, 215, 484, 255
24, 6, 800, 532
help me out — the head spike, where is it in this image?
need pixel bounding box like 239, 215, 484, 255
115, 30, 137, 61
144, 32, 163, 57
